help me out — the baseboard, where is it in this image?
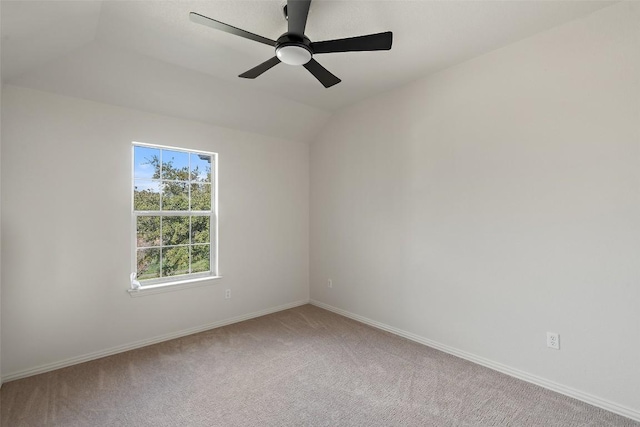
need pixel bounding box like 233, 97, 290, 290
309, 299, 640, 423
2, 299, 310, 383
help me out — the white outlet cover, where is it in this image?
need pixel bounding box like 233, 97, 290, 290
547, 332, 560, 350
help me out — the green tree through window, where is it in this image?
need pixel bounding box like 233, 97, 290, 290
133, 144, 216, 284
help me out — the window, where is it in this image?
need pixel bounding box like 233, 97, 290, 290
131, 142, 218, 289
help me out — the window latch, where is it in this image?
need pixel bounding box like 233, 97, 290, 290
130, 272, 142, 290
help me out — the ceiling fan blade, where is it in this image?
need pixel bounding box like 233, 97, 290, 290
303, 59, 341, 88
311, 31, 393, 54
287, 0, 312, 36
239, 57, 281, 79
189, 12, 276, 47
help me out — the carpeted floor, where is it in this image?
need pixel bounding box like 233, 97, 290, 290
1, 304, 637, 426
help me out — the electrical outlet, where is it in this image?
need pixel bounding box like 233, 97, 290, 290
328, 279, 333, 288
547, 332, 560, 350
225, 289, 231, 299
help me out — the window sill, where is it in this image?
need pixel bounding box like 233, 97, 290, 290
127, 275, 223, 297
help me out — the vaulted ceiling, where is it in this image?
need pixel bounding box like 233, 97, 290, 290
1, 1, 616, 142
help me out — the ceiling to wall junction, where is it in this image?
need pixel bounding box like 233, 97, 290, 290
1, 0, 616, 142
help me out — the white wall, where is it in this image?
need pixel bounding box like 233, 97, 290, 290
311, 1, 640, 416
1, 85, 309, 377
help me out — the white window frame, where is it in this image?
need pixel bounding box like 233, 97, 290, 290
130, 141, 219, 294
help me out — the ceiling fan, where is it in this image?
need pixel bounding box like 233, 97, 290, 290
190, 0, 393, 88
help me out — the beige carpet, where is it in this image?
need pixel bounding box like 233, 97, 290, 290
1, 304, 637, 426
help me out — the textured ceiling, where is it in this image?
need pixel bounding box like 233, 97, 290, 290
1, 1, 618, 141
0, 1, 101, 79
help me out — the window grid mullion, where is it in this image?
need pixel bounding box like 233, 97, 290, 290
137, 242, 209, 250
136, 211, 210, 216
159, 149, 164, 278
188, 153, 192, 275
159, 149, 163, 212
159, 216, 164, 279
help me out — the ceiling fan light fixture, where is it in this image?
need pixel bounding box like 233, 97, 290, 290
276, 44, 312, 66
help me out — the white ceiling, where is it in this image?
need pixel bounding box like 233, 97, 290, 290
1, 0, 617, 141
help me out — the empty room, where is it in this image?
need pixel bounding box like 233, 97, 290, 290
1, 0, 639, 425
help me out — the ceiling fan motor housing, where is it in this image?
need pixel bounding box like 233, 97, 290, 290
276, 33, 312, 65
